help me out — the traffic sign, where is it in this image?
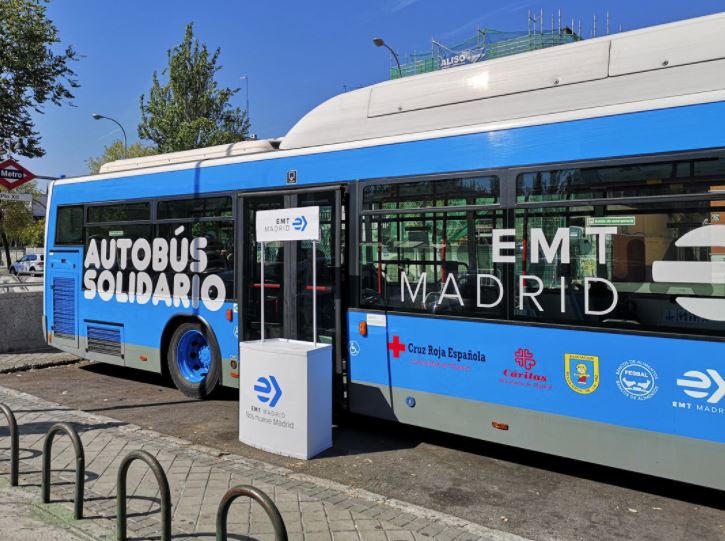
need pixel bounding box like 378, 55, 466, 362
0, 192, 32, 209
0, 159, 36, 190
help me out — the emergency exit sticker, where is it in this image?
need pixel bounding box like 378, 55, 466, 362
586, 216, 636, 227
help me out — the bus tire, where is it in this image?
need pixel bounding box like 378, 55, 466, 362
167, 322, 221, 399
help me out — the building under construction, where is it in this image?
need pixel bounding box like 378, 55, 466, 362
391, 23, 582, 79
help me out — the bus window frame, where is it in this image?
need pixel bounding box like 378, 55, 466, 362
54, 204, 85, 246
85, 201, 152, 225
354, 147, 725, 341
73, 192, 238, 298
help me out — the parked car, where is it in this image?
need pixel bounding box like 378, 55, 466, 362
10, 254, 44, 276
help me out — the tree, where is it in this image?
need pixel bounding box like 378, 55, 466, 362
86, 140, 158, 174
0, 182, 41, 269
138, 23, 250, 153
18, 217, 44, 246
0, 0, 78, 158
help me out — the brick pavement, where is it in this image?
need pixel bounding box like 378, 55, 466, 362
0, 352, 80, 374
0, 385, 528, 541
0, 481, 105, 541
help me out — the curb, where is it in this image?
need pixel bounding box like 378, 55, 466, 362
0, 354, 82, 375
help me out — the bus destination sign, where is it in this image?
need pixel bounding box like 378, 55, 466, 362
0, 159, 35, 190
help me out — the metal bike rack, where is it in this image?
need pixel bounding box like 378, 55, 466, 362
116, 449, 171, 541
0, 403, 19, 486
216, 485, 288, 541
42, 422, 85, 520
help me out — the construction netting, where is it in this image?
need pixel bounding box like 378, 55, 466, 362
390, 28, 581, 79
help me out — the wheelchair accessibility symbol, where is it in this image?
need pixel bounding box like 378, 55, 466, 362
349, 340, 361, 357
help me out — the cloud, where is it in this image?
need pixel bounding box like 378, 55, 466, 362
437, 0, 530, 40
389, 0, 421, 13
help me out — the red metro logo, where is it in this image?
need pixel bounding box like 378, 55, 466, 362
0, 159, 35, 190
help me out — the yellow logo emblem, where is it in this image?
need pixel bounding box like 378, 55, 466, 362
565, 353, 600, 394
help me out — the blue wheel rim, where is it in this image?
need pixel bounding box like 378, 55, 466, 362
176, 330, 211, 384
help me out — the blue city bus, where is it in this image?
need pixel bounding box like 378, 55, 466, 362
45, 14, 725, 488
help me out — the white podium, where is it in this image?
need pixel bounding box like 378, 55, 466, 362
239, 206, 334, 459
239, 339, 332, 459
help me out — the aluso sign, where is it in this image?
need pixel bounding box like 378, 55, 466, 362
399, 224, 725, 321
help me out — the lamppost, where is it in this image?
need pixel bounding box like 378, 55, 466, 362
240, 75, 250, 123
91, 113, 127, 157
373, 37, 402, 78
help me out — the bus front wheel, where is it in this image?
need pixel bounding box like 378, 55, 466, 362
167, 322, 221, 399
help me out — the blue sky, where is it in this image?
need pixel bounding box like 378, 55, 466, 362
21, 0, 725, 185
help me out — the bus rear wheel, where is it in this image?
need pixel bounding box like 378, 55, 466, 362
167, 322, 221, 399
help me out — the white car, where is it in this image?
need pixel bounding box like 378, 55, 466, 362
10, 254, 44, 276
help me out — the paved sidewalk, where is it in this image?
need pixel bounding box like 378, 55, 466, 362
0, 480, 108, 540
0, 385, 528, 541
0, 352, 80, 374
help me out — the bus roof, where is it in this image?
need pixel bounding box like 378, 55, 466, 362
98, 139, 279, 174
84, 12, 725, 180
280, 12, 725, 150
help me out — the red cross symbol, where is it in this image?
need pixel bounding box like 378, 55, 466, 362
388, 335, 406, 358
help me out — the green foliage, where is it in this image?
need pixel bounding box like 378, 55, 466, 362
0, 0, 78, 158
18, 217, 44, 246
0, 182, 43, 267
138, 23, 250, 153
87, 139, 158, 174
0, 182, 41, 237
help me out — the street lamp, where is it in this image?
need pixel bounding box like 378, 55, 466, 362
240, 75, 250, 123
92, 113, 127, 157
373, 37, 402, 78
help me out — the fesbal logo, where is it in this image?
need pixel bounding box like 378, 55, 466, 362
616, 360, 658, 401
652, 225, 725, 322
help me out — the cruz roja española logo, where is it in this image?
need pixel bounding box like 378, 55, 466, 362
564, 353, 600, 394
616, 360, 659, 400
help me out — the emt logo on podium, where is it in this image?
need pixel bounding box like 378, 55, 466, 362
254, 375, 283, 407
564, 353, 600, 394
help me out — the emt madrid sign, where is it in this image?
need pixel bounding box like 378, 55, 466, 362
256, 206, 320, 242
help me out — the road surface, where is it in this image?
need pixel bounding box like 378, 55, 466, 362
0, 361, 722, 541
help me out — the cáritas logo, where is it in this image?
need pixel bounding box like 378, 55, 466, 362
652, 225, 725, 321
500, 348, 551, 390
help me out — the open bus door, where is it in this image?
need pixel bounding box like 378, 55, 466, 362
237, 187, 346, 409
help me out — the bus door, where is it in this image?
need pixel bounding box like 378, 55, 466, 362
238, 187, 346, 404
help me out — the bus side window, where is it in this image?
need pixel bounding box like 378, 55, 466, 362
55, 206, 84, 245
359, 175, 503, 318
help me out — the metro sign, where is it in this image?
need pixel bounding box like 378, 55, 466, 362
0, 159, 35, 190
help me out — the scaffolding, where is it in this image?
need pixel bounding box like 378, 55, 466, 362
390, 27, 582, 79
